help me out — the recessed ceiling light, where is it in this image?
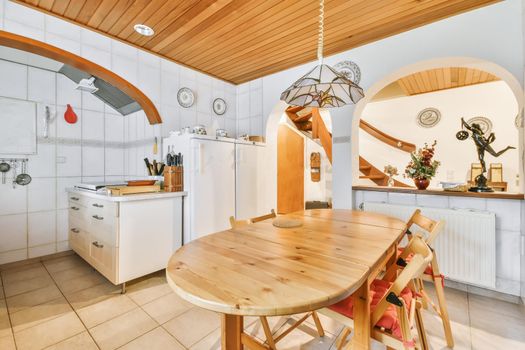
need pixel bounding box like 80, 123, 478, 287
134, 24, 154, 36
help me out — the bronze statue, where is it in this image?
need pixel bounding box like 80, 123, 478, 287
457, 118, 515, 192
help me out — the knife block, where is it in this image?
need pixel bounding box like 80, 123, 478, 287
164, 166, 183, 192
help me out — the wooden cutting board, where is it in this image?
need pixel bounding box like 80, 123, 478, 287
107, 185, 161, 196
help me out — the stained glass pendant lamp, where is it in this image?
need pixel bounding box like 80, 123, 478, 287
280, 0, 364, 108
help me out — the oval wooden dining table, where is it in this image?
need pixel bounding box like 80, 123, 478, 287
166, 209, 406, 350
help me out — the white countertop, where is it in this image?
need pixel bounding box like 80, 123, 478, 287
67, 187, 187, 202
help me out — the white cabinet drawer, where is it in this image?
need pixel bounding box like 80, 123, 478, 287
85, 197, 118, 218
69, 218, 90, 257
69, 204, 87, 222
88, 213, 118, 246
68, 193, 86, 206
89, 235, 117, 283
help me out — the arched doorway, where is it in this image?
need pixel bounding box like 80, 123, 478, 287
352, 57, 524, 192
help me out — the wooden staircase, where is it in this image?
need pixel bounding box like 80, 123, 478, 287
285, 106, 412, 187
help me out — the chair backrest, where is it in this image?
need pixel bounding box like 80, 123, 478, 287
405, 209, 444, 246
250, 209, 276, 223
372, 234, 433, 327
230, 209, 277, 229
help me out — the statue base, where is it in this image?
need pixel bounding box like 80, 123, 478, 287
469, 173, 494, 192
468, 186, 494, 193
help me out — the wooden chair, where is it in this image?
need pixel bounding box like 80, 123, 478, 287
396, 209, 454, 348
320, 235, 433, 350
229, 209, 277, 229
229, 209, 325, 349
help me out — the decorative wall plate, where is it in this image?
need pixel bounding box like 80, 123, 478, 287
334, 60, 361, 84
416, 108, 441, 128
213, 98, 227, 115
515, 114, 523, 129
467, 116, 492, 135
177, 87, 195, 108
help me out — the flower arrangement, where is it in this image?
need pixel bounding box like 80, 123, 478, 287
384, 165, 399, 177
384, 165, 398, 187
404, 141, 440, 189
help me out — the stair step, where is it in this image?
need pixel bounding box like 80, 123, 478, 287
359, 165, 372, 171
295, 121, 312, 131
286, 106, 304, 113
360, 175, 385, 180
293, 112, 313, 123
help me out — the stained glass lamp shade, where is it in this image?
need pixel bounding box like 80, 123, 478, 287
280, 64, 364, 108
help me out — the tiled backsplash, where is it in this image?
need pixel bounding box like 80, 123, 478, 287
0, 0, 238, 264
0, 58, 131, 264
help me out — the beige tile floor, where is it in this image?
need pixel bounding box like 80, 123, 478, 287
0, 253, 524, 350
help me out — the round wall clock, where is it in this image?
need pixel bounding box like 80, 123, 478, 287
213, 98, 227, 115
467, 116, 492, 135
177, 87, 195, 108
416, 108, 441, 128
334, 60, 361, 84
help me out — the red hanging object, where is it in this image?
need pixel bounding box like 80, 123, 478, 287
64, 104, 78, 124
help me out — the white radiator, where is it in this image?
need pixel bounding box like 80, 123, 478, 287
363, 202, 496, 288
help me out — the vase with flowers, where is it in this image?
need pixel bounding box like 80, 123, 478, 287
404, 141, 440, 190
384, 165, 398, 187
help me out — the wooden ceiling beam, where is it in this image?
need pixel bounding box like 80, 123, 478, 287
147, 0, 235, 52
210, 0, 469, 78
173, 0, 351, 65
130, 1, 200, 46
13, 0, 500, 84
194, 0, 399, 73
228, 0, 498, 82
63, 0, 86, 19
164, 0, 288, 60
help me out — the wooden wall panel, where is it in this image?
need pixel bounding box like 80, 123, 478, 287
277, 125, 304, 214
397, 67, 499, 95
14, 0, 500, 84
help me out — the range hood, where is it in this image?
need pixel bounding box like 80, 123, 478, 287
59, 64, 141, 116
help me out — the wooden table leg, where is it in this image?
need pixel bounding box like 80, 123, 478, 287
351, 281, 370, 350
222, 314, 243, 350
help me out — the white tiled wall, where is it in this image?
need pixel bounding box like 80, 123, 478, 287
0, 58, 128, 264
353, 190, 523, 296
0, 0, 238, 263
236, 79, 263, 137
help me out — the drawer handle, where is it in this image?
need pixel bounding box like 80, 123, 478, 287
70, 228, 80, 233
70, 197, 80, 201
92, 215, 104, 220
70, 206, 80, 211
92, 203, 104, 208
92, 241, 104, 248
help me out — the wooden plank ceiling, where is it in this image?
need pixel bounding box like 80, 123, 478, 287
397, 67, 500, 95
13, 0, 499, 84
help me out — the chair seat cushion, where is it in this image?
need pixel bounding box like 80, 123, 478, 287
328, 279, 414, 339
398, 247, 433, 275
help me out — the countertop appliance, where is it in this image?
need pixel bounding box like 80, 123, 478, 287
74, 181, 126, 192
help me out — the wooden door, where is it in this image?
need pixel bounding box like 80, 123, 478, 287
277, 125, 304, 214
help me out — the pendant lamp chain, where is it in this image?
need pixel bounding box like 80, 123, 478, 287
317, 0, 324, 63
279, 0, 365, 108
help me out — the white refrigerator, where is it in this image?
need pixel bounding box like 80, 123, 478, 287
235, 140, 266, 220
163, 134, 236, 243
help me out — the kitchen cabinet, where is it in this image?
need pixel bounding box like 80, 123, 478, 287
67, 189, 185, 288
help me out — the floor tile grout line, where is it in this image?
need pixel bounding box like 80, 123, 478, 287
41, 259, 102, 350
0, 267, 19, 350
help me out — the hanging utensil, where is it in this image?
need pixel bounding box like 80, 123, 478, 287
0, 161, 10, 184
11, 160, 17, 189
16, 160, 32, 186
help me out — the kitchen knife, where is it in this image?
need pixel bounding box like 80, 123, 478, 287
144, 158, 152, 176
152, 160, 158, 176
